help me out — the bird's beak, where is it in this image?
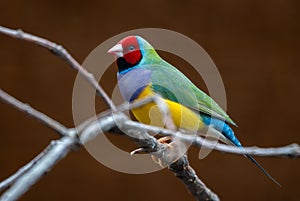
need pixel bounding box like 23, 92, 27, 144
107, 43, 123, 58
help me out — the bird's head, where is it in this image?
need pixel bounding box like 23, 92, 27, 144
108, 36, 160, 73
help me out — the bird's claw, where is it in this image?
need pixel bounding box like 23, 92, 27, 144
130, 146, 158, 155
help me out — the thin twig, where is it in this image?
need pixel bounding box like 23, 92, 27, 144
0, 26, 116, 111
0, 89, 69, 136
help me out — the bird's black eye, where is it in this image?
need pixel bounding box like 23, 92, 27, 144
129, 45, 135, 51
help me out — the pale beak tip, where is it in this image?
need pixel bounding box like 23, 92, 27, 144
107, 43, 123, 57
107, 47, 115, 54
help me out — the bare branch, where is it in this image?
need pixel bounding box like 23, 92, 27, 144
0, 89, 68, 136
123, 120, 300, 158
169, 155, 219, 201
111, 98, 300, 158
0, 26, 116, 111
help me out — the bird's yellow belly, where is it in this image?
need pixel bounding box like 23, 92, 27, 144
131, 86, 204, 131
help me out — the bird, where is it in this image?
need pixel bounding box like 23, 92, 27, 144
108, 35, 280, 186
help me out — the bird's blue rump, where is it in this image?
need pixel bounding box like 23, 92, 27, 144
201, 114, 241, 147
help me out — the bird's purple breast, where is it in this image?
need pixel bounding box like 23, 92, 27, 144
117, 68, 152, 102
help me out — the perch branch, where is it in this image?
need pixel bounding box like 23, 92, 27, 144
124, 120, 300, 158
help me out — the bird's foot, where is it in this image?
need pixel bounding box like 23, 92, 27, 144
151, 136, 187, 167
130, 136, 187, 167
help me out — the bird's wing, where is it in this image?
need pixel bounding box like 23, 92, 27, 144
145, 62, 237, 126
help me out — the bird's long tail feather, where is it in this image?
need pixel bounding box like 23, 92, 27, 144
245, 154, 281, 187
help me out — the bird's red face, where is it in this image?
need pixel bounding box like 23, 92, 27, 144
108, 36, 142, 69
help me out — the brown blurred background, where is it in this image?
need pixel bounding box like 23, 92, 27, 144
0, 0, 299, 201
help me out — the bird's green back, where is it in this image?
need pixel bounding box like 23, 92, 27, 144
138, 41, 236, 126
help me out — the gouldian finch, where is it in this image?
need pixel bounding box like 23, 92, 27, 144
108, 36, 280, 186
